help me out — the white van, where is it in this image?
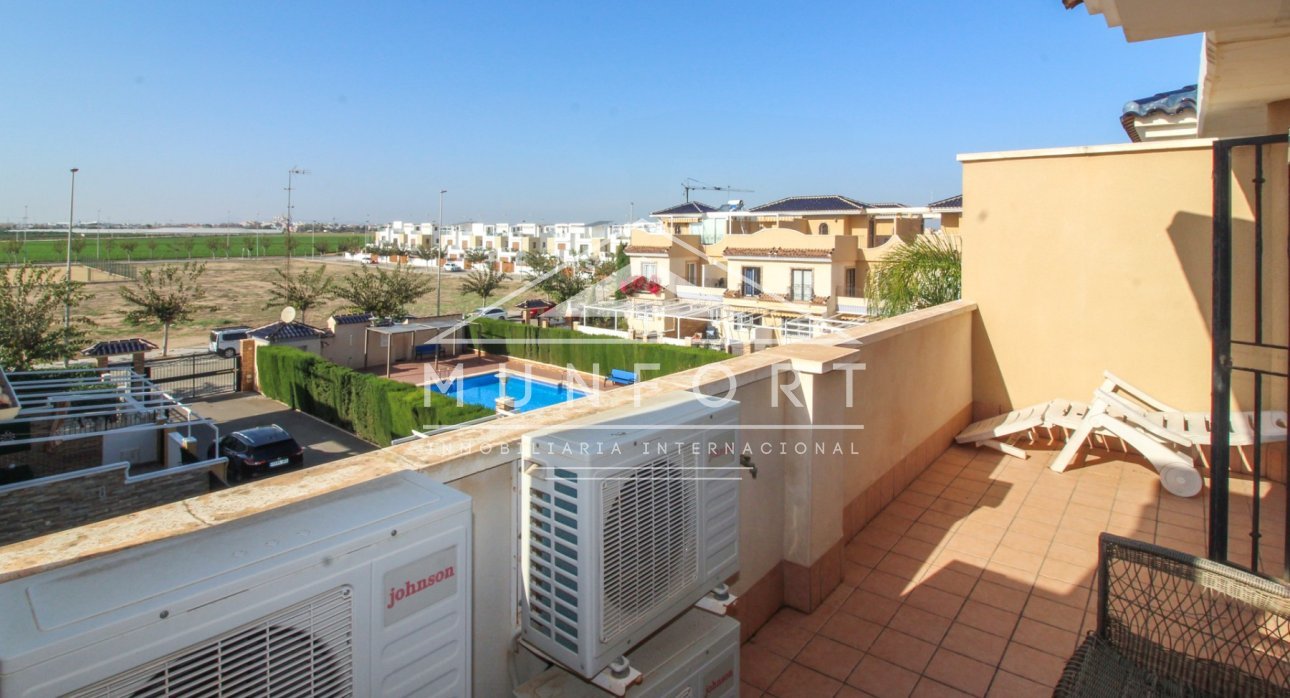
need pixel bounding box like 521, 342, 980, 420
209, 326, 251, 357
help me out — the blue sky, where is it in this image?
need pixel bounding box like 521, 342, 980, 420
1, 1, 1200, 225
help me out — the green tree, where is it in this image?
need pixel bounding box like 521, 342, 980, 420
116, 238, 138, 261
178, 235, 198, 259
312, 240, 329, 257
460, 267, 507, 305
264, 266, 333, 323
334, 264, 435, 318
464, 247, 492, 270
864, 234, 961, 318
521, 250, 559, 287
142, 237, 160, 259
414, 242, 442, 267
2, 238, 22, 264
118, 262, 212, 355
69, 236, 88, 261
0, 264, 91, 370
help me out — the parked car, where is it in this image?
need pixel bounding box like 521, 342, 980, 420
361, 256, 378, 264
470, 306, 508, 321
209, 425, 304, 483
209, 326, 251, 358
442, 261, 464, 272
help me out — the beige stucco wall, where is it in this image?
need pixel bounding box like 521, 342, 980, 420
962, 139, 1284, 415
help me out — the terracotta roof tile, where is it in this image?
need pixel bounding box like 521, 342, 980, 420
724, 247, 833, 258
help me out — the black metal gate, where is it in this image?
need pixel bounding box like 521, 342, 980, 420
1211, 132, 1289, 579
143, 353, 241, 401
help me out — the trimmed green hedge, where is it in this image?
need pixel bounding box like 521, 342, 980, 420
257, 345, 491, 446
466, 318, 728, 380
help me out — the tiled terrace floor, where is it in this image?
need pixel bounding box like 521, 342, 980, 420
740, 443, 1287, 698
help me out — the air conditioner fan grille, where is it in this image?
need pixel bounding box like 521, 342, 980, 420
66, 586, 354, 698
600, 450, 698, 644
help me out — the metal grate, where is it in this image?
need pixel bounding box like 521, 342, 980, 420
526, 469, 583, 655
599, 451, 698, 644
67, 586, 354, 697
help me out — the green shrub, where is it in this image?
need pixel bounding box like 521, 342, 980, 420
257, 344, 491, 446
465, 318, 727, 381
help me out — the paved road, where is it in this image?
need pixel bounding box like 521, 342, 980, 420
188, 393, 377, 469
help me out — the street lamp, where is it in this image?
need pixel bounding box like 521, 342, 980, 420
64, 167, 79, 366
436, 189, 446, 316
285, 167, 308, 271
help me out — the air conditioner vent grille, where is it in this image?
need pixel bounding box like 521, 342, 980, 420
528, 469, 581, 654
600, 450, 698, 644
67, 586, 354, 698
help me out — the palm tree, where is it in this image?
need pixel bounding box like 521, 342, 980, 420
464, 247, 492, 270
460, 267, 507, 305
864, 234, 961, 318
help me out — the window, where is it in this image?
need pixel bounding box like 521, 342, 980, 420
685, 262, 697, 285
845, 268, 857, 297
819, 223, 829, 235
741, 266, 762, 296
641, 261, 657, 280
791, 269, 814, 301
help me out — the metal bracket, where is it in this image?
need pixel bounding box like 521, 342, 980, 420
590, 657, 642, 696
694, 584, 737, 615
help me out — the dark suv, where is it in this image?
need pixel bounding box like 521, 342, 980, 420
210, 425, 304, 483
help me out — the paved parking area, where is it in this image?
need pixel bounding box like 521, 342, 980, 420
188, 393, 377, 469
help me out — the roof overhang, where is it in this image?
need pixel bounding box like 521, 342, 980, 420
1199, 26, 1290, 137
1071, 0, 1290, 42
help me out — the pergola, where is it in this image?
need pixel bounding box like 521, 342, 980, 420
580, 298, 866, 343
364, 320, 463, 377
0, 367, 216, 448
579, 298, 724, 339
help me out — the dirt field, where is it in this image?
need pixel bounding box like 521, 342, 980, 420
67, 257, 531, 352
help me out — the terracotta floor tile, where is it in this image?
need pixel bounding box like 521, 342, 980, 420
741, 642, 790, 690
778, 604, 837, 633
998, 530, 1051, 555
939, 623, 1009, 666
939, 486, 983, 506
943, 532, 999, 559
843, 592, 902, 626
876, 552, 926, 581
888, 603, 952, 644
847, 655, 920, 698
741, 681, 764, 698
928, 498, 975, 518
1036, 557, 1094, 588
923, 648, 997, 697
847, 541, 892, 567
859, 569, 915, 600
902, 585, 965, 620
855, 527, 903, 552
896, 490, 938, 509
910, 678, 973, 698
868, 628, 937, 673
767, 662, 843, 698
967, 579, 1029, 614
1021, 595, 1085, 633
998, 642, 1067, 688
890, 535, 942, 562
989, 544, 1044, 574
1012, 617, 1079, 658
986, 670, 1056, 697
1028, 579, 1091, 610
844, 561, 874, 587
870, 511, 918, 536
918, 509, 963, 531
796, 636, 864, 682
819, 609, 884, 651
919, 566, 978, 597
884, 501, 927, 523
956, 599, 1020, 639
752, 615, 815, 659
835, 686, 874, 698
822, 583, 856, 610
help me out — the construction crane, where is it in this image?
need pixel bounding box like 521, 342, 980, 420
682, 178, 752, 202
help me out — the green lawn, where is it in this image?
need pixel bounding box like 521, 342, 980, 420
0, 232, 367, 263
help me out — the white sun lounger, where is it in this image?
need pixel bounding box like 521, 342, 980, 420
960, 371, 1288, 498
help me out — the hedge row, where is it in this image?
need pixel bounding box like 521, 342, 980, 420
466, 318, 728, 380
257, 345, 491, 446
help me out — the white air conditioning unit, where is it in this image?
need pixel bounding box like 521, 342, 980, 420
520, 392, 741, 680
514, 608, 740, 698
0, 471, 472, 697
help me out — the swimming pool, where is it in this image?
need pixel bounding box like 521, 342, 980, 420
429, 372, 589, 413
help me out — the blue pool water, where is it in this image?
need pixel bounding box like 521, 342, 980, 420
430, 372, 589, 413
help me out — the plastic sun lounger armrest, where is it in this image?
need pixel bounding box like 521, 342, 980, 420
1100, 370, 1181, 413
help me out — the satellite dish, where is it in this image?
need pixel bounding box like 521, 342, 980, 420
280, 306, 297, 324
